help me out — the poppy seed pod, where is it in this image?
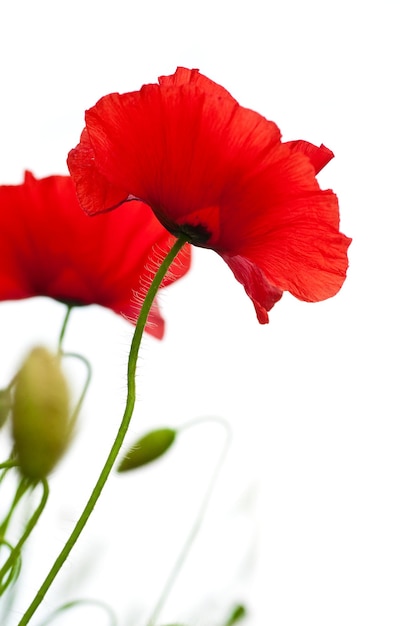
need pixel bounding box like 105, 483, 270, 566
11, 346, 72, 480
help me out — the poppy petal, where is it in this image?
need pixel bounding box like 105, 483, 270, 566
220, 253, 283, 323
222, 194, 351, 309
286, 140, 335, 174
0, 173, 191, 337
68, 79, 282, 226
68, 68, 351, 322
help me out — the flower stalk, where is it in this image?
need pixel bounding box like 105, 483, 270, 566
58, 305, 73, 353
18, 235, 188, 625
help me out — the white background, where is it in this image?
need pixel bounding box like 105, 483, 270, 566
0, 1, 415, 625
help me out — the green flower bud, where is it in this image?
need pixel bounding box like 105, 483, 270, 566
0, 388, 12, 428
11, 346, 72, 480
117, 427, 176, 472
224, 604, 247, 626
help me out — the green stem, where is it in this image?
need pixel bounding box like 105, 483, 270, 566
0, 538, 22, 618
147, 416, 232, 626
37, 598, 117, 626
58, 305, 73, 353
0, 461, 18, 471
0, 476, 29, 539
18, 236, 187, 625
61, 352, 92, 427
0, 479, 49, 592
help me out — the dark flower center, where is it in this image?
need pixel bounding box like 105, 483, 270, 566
154, 209, 212, 245
130, 197, 213, 246
172, 222, 212, 246
55, 298, 85, 307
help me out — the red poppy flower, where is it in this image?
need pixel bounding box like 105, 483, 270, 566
67, 67, 351, 323
0, 172, 191, 338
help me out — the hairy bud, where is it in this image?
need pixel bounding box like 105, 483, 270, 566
117, 428, 176, 472
0, 388, 12, 428
11, 346, 72, 479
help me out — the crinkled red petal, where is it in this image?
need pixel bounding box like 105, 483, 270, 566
67, 67, 350, 321
68, 74, 282, 225
221, 191, 351, 312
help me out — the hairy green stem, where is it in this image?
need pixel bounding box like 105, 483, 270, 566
18, 236, 187, 625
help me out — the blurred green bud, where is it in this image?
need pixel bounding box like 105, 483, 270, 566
0, 388, 12, 428
224, 604, 247, 626
11, 346, 72, 480
117, 427, 176, 472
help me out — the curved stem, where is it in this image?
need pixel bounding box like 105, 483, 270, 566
18, 236, 187, 625
37, 598, 117, 626
61, 352, 92, 427
0, 479, 49, 592
0, 539, 22, 621
0, 476, 29, 539
178, 415, 232, 436
147, 416, 232, 626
